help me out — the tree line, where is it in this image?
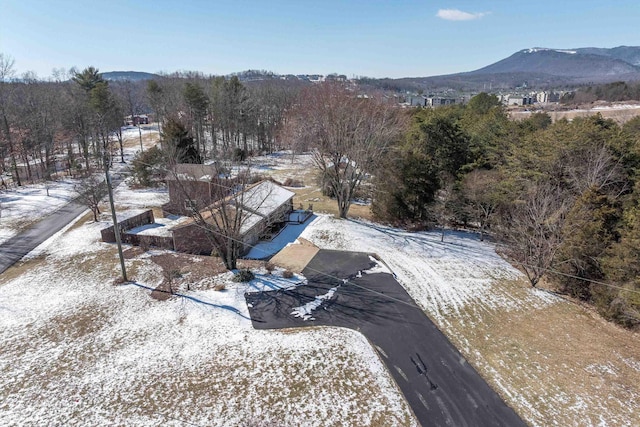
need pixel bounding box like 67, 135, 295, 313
561, 80, 640, 104
0, 54, 301, 186
282, 86, 638, 329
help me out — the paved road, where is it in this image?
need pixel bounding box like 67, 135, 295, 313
246, 249, 527, 427
0, 201, 88, 275
0, 170, 130, 276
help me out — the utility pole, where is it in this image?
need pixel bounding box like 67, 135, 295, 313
104, 151, 128, 282
138, 122, 144, 152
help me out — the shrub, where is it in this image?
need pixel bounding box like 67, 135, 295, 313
283, 177, 304, 187
233, 269, 255, 282
233, 147, 247, 162
264, 262, 275, 274
282, 270, 294, 279
131, 146, 166, 187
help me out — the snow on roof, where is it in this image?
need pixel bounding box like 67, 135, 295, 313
129, 216, 189, 237
240, 210, 263, 234
166, 164, 218, 182
169, 180, 294, 235
240, 180, 295, 217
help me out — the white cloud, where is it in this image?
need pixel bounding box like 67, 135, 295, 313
436, 9, 488, 21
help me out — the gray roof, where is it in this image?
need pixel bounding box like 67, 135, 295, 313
165, 164, 219, 182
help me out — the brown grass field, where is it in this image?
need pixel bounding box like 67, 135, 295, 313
509, 102, 640, 124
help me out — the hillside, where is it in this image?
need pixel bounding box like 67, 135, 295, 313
101, 71, 160, 81
469, 48, 640, 78
371, 46, 640, 92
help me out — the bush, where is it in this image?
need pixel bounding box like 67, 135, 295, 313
131, 146, 166, 187
282, 270, 294, 279
233, 269, 255, 282
283, 177, 304, 187
233, 147, 247, 162
264, 262, 275, 274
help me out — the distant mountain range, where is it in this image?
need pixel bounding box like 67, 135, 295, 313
387, 46, 640, 92
101, 71, 159, 81
101, 46, 640, 91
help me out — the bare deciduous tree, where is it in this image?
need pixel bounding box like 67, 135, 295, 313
284, 83, 406, 218
500, 182, 568, 287
168, 164, 276, 270
74, 174, 107, 221
462, 169, 505, 241
0, 53, 21, 186
565, 142, 626, 196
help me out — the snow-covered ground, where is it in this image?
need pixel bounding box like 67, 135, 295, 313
0, 126, 160, 245
0, 188, 415, 426
2, 145, 638, 426
296, 215, 640, 427
0, 179, 78, 244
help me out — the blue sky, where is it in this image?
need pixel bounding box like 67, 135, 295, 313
1, 0, 638, 79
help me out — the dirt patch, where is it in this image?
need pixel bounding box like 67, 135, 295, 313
145, 251, 262, 300
509, 104, 640, 124
270, 239, 319, 273
122, 246, 145, 259
443, 278, 640, 426
292, 186, 374, 221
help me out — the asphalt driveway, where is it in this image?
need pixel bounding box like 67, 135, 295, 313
245, 249, 526, 427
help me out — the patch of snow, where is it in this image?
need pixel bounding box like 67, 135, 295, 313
113, 181, 168, 210
129, 216, 189, 237
0, 178, 78, 244
362, 255, 393, 275
523, 47, 576, 54
584, 363, 619, 377
291, 286, 338, 320
591, 103, 640, 111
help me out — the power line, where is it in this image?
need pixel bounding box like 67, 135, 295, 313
507, 258, 640, 296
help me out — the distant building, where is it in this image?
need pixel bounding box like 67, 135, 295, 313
504, 95, 535, 106
536, 91, 561, 103
124, 115, 149, 126
426, 97, 457, 107
407, 95, 458, 107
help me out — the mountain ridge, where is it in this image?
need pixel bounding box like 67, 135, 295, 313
100, 46, 640, 91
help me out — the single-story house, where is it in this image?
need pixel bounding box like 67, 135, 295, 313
170, 180, 295, 255
124, 115, 149, 126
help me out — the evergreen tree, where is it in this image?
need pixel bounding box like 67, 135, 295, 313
162, 117, 201, 164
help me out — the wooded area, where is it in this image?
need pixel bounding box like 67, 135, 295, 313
372, 95, 640, 328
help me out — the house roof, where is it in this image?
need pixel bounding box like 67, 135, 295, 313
165, 164, 218, 182
239, 180, 295, 217
170, 180, 295, 235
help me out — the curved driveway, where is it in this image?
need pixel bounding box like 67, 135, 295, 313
245, 249, 526, 427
